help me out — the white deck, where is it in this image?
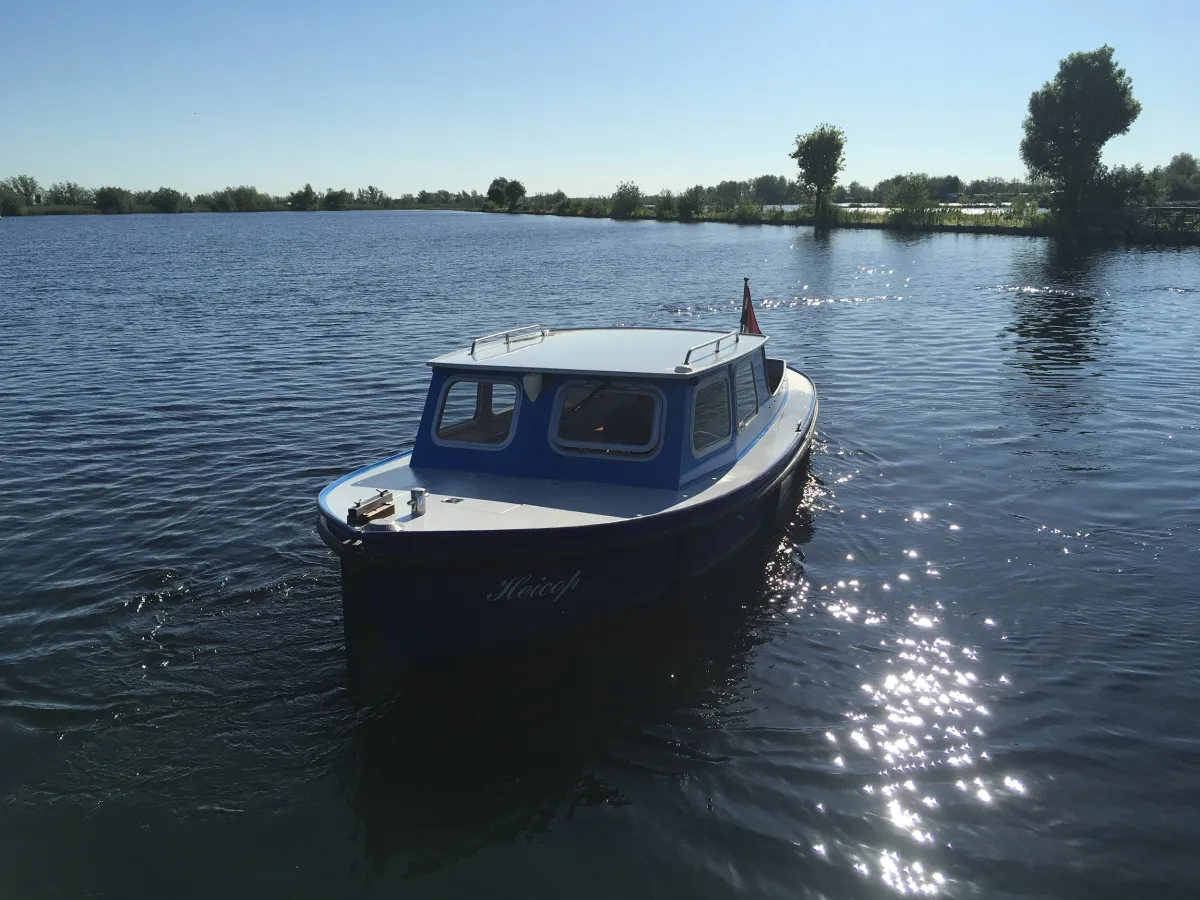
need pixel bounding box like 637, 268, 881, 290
320, 368, 816, 533
429, 327, 768, 378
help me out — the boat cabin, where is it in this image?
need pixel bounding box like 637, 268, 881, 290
410, 326, 788, 490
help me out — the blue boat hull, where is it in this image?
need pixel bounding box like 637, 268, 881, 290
324, 408, 816, 671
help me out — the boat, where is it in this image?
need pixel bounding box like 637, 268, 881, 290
317, 281, 819, 668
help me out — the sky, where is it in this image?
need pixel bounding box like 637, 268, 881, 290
3, 0, 1198, 198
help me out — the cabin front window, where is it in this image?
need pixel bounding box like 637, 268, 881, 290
552, 382, 662, 455
734, 358, 759, 431
435, 378, 519, 447
691, 375, 732, 455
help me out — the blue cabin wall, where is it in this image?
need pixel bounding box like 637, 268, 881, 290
411, 368, 691, 489
410, 351, 784, 491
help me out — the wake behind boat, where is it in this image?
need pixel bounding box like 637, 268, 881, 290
317, 280, 818, 667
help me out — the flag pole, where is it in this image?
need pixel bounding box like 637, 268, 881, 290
740, 277, 762, 336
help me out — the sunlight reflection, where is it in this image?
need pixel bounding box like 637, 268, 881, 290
791, 557, 1023, 894
781, 463, 1026, 894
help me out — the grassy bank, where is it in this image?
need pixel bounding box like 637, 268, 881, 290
7, 198, 1194, 245
4, 203, 485, 217
493, 204, 1200, 245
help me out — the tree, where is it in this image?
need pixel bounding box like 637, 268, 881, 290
1020, 45, 1141, 219
1154, 153, 1200, 202
790, 124, 846, 220
288, 183, 319, 211
322, 188, 352, 211
1092, 164, 1160, 207
785, 178, 813, 205
149, 187, 187, 213
0, 185, 26, 216
677, 185, 705, 222
656, 189, 675, 218
712, 180, 742, 210
487, 177, 509, 207
751, 174, 789, 206
45, 181, 93, 207
503, 179, 526, 211
93, 186, 135, 214
355, 185, 389, 207
884, 174, 936, 227
929, 175, 963, 202
845, 180, 871, 203
610, 181, 642, 219
2, 174, 41, 206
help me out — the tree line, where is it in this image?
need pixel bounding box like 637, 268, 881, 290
0, 179, 488, 216
490, 152, 1196, 227
495, 46, 1197, 230
5, 46, 1195, 229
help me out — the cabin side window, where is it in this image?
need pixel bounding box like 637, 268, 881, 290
434, 377, 519, 448
753, 350, 770, 400
734, 358, 759, 431
762, 347, 784, 395
552, 381, 663, 456
691, 374, 732, 455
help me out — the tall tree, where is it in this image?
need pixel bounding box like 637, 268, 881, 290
929, 175, 963, 202
2, 174, 41, 205
149, 187, 187, 213
0, 185, 25, 216
790, 124, 846, 220
46, 181, 93, 207
609, 181, 642, 219
322, 188, 352, 211
503, 179, 526, 211
1154, 153, 1200, 201
884, 174, 935, 227
1020, 45, 1141, 219
355, 185, 389, 207
751, 175, 788, 206
711, 180, 742, 210
1092, 164, 1160, 207
675, 185, 706, 222
845, 181, 871, 203
487, 177, 510, 207
288, 183, 319, 210
93, 187, 135, 214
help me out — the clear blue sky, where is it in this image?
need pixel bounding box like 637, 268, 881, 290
4, 0, 1197, 197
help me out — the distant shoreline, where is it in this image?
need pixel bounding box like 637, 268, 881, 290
5, 203, 1196, 246
7, 204, 478, 217
489, 207, 1200, 247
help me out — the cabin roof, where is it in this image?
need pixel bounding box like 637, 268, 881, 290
428, 326, 768, 379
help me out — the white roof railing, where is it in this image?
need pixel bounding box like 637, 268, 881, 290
469, 325, 549, 356
683, 329, 741, 365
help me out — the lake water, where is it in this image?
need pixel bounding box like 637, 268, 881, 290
1, 211, 1198, 899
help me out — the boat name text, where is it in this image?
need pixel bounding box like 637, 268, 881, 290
486, 571, 582, 603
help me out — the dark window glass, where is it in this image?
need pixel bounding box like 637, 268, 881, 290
436, 380, 517, 445
556, 385, 659, 451
692, 378, 731, 452
735, 358, 758, 431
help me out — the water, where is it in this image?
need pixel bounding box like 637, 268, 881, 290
1, 212, 1198, 898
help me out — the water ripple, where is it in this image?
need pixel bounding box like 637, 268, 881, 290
1, 215, 1199, 898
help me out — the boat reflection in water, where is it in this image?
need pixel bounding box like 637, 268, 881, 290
338, 476, 816, 879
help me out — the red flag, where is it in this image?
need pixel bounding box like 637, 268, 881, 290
740, 277, 762, 335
